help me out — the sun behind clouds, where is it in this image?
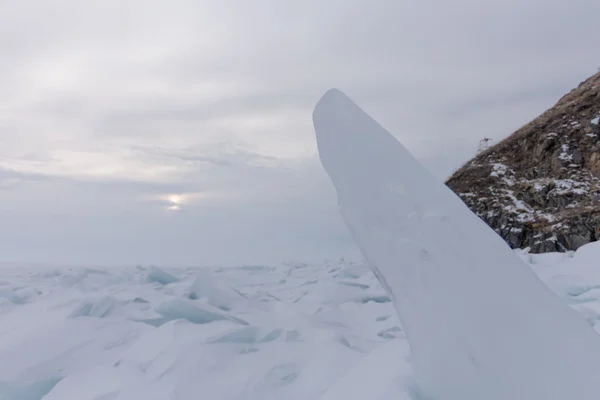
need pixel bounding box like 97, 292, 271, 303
160, 192, 224, 211
165, 194, 184, 211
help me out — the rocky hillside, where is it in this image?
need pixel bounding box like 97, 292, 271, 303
446, 72, 600, 253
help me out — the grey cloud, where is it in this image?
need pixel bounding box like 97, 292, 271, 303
438, 82, 572, 120
0, 156, 357, 266
132, 145, 285, 168
93, 93, 313, 132
1, 0, 599, 265
0, 167, 54, 189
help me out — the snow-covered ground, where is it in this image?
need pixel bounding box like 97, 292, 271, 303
0, 246, 599, 400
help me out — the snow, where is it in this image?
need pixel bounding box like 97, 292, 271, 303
312, 88, 600, 400
319, 339, 412, 400
2, 251, 600, 399
552, 179, 589, 195
150, 298, 249, 326
559, 143, 573, 161
489, 163, 508, 177
489, 163, 516, 186
502, 188, 533, 219
186, 270, 244, 310
0, 263, 390, 399
527, 177, 591, 196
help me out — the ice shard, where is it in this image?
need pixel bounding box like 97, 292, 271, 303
313, 88, 600, 400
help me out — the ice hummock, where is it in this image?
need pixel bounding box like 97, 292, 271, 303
312, 88, 600, 400
3, 247, 600, 399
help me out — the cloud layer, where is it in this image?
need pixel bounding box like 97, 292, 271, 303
1, 0, 599, 265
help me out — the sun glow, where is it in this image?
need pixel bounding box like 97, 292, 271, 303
165, 194, 185, 211
157, 191, 223, 212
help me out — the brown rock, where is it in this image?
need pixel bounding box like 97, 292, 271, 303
446, 72, 600, 253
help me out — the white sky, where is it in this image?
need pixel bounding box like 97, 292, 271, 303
1, 0, 599, 266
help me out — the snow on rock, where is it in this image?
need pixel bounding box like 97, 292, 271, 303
446, 72, 600, 254
313, 88, 600, 400
559, 143, 573, 162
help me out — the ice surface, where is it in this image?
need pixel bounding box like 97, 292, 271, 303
320, 339, 412, 400
313, 88, 600, 400
0, 261, 403, 399
208, 326, 283, 344
69, 296, 118, 318
0, 378, 62, 400
187, 271, 243, 311
0, 249, 600, 399
151, 298, 249, 326
0, 290, 25, 304
144, 266, 179, 285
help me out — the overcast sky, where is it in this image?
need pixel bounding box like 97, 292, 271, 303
1, 0, 598, 266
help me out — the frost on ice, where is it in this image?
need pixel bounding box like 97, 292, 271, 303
312, 88, 600, 400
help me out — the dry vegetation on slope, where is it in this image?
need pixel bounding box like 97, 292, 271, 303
447, 72, 600, 253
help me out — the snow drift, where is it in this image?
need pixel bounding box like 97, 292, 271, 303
312, 88, 600, 400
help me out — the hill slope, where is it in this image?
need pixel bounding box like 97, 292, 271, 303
447, 72, 600, 253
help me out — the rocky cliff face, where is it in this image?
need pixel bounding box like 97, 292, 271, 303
446, 72, 600, 253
